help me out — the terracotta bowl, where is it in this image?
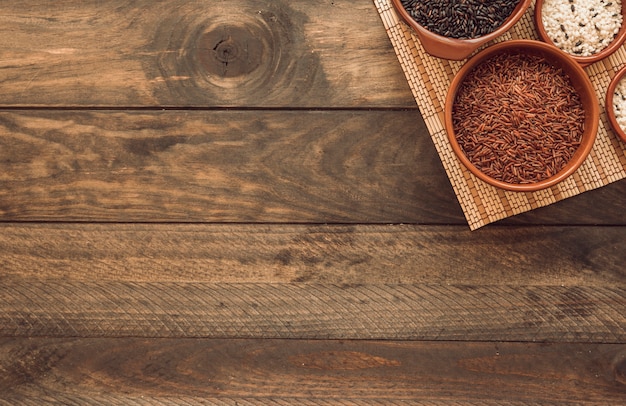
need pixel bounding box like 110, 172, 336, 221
534, 0, 626, 67
606, 64, 626, 143
390, 0, 532, 60
444, 40, 599, 192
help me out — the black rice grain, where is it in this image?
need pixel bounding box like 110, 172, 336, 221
400, 0, 521, 39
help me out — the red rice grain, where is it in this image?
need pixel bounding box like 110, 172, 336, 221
452, 51, 585, 184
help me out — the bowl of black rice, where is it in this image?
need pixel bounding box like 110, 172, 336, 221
391, 0, 532, 60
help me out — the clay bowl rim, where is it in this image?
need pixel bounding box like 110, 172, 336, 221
534, 0, 626, 67
605, 64, 626, 143
444, 39, 600, 192
389, 0, 533, 60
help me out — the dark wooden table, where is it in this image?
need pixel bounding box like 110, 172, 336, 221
1, 1, 625, 404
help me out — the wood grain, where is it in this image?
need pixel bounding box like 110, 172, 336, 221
2, 279, 624, 341
0, 109, 459, 223
1, 109, 626, 224
1, 223, 625, 286
1, 338, 625, 404
0, 0, 413, 108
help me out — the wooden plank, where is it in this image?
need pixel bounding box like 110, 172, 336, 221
1, 109, 626, 224
0, 0, 414, 108
0, 109, 462, 223
1, 338, 625, 404
1, 278, 624, 341
2, 223, 625, 287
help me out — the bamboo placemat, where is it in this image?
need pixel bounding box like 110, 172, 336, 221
375, 0, 626, 230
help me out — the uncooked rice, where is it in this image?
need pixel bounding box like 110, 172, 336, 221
452, 52, 585, 184
613, 76, 626, 131
541, 0, 622, 56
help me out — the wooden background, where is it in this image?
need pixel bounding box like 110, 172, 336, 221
1, 1, 625, 404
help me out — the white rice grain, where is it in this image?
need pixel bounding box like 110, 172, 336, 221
613, 76, 626, 131
542, 0, 623, 56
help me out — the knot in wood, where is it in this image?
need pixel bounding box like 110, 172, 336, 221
213, 37, 239, 63
199, 26, 264, 78
144, 1, 325, 104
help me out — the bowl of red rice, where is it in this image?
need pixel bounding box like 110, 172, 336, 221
444, 40, 599, 192
534, 0, 626, 66
606, 64, 626, 143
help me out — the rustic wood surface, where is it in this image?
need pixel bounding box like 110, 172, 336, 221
0, 0, 624, 404
2, 339, 625, 404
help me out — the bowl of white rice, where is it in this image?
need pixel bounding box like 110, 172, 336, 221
606, 65, 626, 143
535, 0, 626, 66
